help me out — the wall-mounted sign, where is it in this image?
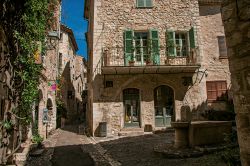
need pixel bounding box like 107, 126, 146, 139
42, 108, 49, 123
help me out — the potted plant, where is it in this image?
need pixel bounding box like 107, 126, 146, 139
129, 60, 135, 66
31, 134, 44, 148
146, 58, 152, 65
129, 55, 135, 66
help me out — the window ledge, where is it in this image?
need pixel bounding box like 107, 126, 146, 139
219, 56, 228, 59
136, 6, 153, 9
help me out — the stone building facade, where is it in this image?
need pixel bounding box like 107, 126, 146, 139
85, 0, 231, 136
36, 0, 62, 138
58, 24, 87, 123
221, 0, 250, 165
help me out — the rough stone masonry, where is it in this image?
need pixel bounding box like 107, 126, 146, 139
221, 0, 250, 165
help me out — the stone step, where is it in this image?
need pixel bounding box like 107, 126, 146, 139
120, 127, 144, 132
118, 128, 144, 137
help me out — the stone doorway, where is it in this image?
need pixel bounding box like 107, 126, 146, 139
123, 88, 140, 127
154, 85, 174, 127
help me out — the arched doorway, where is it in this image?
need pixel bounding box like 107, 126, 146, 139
123, 88, 140, 127
154, 85, 174, 127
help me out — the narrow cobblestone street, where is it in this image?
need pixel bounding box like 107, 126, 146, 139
27, 125, 94, 166
51, 125, 94, 166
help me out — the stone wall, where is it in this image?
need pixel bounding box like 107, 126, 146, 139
37, 0, 61, 138
92, 0, 200, 70
199, 3, 231, 110
221, 0, 250, 165
58, 29, 87, 123
92, 73, 207, 135
88, 0, 232, 135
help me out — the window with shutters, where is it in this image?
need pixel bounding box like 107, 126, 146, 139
167, 27, 196, 57
124, 29, 160, 66
136, 0, 153, 8
206, 81, 228, 102
217, 36, 228, 58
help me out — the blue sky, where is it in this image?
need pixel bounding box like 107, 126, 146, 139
61, 0, 88, 58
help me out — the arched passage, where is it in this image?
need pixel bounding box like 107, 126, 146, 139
154, 85, 174, 127
123, 88, 140, 127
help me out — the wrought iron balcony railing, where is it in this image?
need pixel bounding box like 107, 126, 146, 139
102, 46, 200, 67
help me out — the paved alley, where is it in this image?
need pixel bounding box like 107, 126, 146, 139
51, 126, 94, 166
27, 125, 94, 166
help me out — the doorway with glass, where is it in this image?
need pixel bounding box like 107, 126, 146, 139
123, 88, 140, 127
154, 85, 174, 127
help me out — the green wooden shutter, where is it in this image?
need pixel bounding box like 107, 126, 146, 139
167, 30, 176, 56
124, 30, 134, 66
137, 0, 144, 7
145, 0, 152, 7
189, 27, 196, 49
149, 29, 160, 65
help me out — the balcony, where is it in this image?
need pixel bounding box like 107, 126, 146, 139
101, 46, 201, 75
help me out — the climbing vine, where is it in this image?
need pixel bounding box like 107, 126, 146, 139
13, 0, 58, 123
0, 0, 59, 164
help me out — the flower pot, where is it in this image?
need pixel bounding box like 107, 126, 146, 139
146, 61, 153, 65
129, 61, 135, 66
165, 59, 169, 65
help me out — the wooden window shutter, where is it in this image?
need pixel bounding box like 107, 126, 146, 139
217, 36, 227, 58
207, 81, 227, 102
124, 30, 134, 66
149, 29, 160, 65
189, 27, 196, 49
145, 0, 152, 7
137, 0, 144, 7
166, 30, 176, 56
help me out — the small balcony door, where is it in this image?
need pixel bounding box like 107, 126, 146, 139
123, 88, 140, 127
154, 85, 174, 127
134, 32, 149, 65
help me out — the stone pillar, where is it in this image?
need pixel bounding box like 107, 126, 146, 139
221, 1, 250, 165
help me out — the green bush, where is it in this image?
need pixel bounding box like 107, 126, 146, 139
32, 134, 43, 144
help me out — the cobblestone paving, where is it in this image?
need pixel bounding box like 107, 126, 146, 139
98, 132, 227, 166
26, 129, 60, 166
26, 125, 94, 166
51, 125, 94, 166
27, 128, 228, 166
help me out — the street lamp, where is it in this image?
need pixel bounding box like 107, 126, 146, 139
46, 31, 59, 50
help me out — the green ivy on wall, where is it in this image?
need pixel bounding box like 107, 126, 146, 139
13, 0, 58, 123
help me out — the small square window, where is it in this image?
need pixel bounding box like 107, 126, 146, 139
136, 0, 153, 8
